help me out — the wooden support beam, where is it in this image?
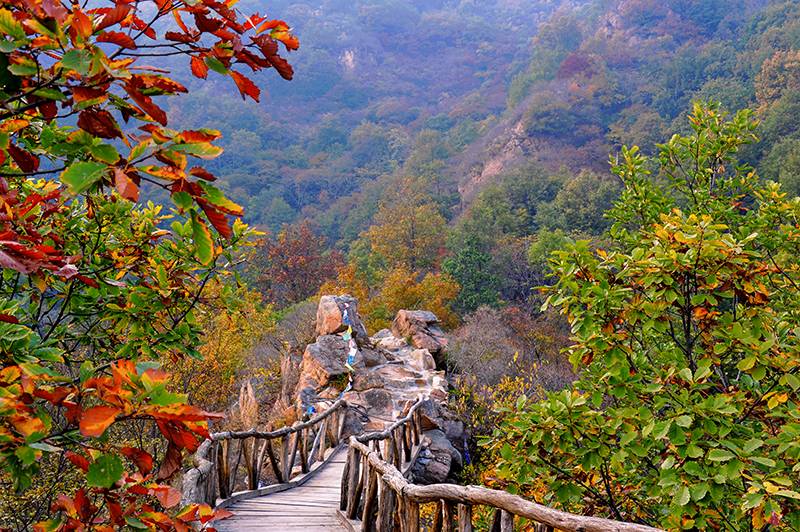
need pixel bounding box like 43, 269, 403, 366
457, 504, 473, 532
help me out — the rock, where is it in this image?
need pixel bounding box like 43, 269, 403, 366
409, 349, 435, 371
316, 295, 369, 342
362, 388, 394, 417
375, 335, 407, 351
353, 372, 384, 392
407, 429, 462, 484
361, 347, 387, 368
391, 310, 448, 367
372, 329, 393, 339
294, 335, 349, 411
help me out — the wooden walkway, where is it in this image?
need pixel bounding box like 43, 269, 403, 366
216, 448, 348, 531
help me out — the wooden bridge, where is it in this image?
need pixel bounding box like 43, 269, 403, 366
182, 398, 663, 532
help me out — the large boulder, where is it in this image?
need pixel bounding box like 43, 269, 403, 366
316, 295, 369, 343
407, 429, 462, 484
391, 310, 448, 367
294, 335, 349, 410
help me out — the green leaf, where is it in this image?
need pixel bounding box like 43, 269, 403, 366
191, 213, 214, 265
204, 56, 228, 75
61, 50, 92, 75
673, 485, 690, 506
15, 445, 37, 466
0, 9, 25, 40
707, 449, 734, 462
79, 360, 93, 384
172, 142, 223, 159
172, 191, 193, 211
750, 456, 776, 467
690, 482, 708, 502
90, 144, 120, 164
737, 357, 756, 371
60, 161, 106, 194
86, 454, 124, 488
775, 490, 800, 500
675, 415, 692, 428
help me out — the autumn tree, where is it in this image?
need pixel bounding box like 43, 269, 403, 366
364, 178, 447, 271
253, 221, 343, 307
488, 103, 800, 529
0, 1, 297, 528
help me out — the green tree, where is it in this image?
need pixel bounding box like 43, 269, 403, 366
443, 235, 500, 313
488, 103, 800, 530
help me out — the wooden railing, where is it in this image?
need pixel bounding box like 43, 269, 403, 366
340, 399, 663, 532
182, 399, 348, 507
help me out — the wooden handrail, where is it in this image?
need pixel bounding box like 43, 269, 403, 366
182, 399, 348, 507
341, 398, 665, 532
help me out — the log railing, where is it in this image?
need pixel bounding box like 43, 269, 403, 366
340, 399, 664, 532
182, 398, 348, 507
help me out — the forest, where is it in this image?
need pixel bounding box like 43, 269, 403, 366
1, 0, 800, 530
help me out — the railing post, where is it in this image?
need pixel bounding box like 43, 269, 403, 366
341, 445, 354, 511
265, 438, 283, 484
346, 447, 362, 519
402, 499, 420, 532
442, 501, 455, 532
457, 504, 473, 532
299, 428, 309, 473
361, 461, 378, 531
377, 479, 395, 532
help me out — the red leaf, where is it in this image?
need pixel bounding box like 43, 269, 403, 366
125, 80, 168, 126
190, 56, 208, 79
165, 31, 197, 44
93, 5, 131, 32
189, 167, 216, 181
78, 109, 123, 139
230, 71, 260, 102
97, 31, 137, 50
0, 313, 19, 324
8, 144, 40, 173
66, 451, 90, 472
120, 446, 154, 475
156, 443, 182, 481
42, 0, 68, 23
79, 405, 121, 437
114, 168, 139, 201
199, 202, 232, 239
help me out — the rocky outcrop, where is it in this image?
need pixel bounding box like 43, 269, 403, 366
289, 296, 463, 482
407, 399, 466, 484
391, 310, 449, 368
315, 294, 368, 344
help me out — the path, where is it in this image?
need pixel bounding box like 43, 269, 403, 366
216, 448, 348, 531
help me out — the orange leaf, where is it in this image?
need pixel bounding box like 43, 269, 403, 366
79, 405, 121, 437
71, 10, 93, 40
151, 485, 182, 508
97, 31, 137, 49
230, 71, 260, 102
191, 56, 208, 79
114, 168, 139, 201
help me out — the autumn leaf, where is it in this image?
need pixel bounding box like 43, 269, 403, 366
79, 406, 121, 437
191, 214, 214, 265
97, 31, 137, 49
190, 56, 208, 79
120, 447, 153, 475
114, 168, 139, 201
230, 71, 260, 102
77, 109, 123, 139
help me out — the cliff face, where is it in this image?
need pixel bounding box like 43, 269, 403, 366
279, 294, 466, 483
